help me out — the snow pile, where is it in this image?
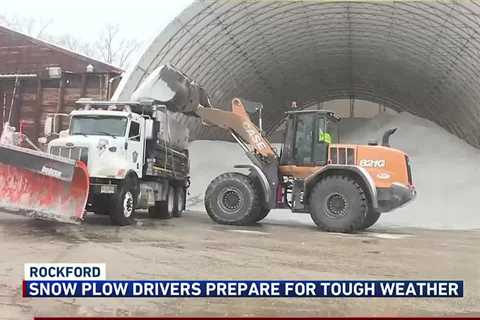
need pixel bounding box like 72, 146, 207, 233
188, 111, 480, 230
187, 141, 250, 208
340, 111, 480, 229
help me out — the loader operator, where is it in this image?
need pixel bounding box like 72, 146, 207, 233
319, 127, 332, 144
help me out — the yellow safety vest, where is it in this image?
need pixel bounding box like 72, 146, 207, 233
319, 131, 332, 144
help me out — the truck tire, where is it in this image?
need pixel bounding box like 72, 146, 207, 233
173, 186, 186, 217
110, 178, 137, 226
361, 209, 381, 230
309, 175, 367, 233
205, 172, 261, 225
148, 185, 176, 219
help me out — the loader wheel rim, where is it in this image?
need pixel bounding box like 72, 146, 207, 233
219, 188, 242, 213
123, 192, 134, 218
325, 193, 348, 218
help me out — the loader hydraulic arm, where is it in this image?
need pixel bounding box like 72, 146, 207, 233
194, 98, 277, 163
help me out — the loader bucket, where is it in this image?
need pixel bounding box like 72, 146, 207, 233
131, 64, 211, 114
0, 144, 89, 224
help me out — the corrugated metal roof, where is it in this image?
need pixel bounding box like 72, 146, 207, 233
114, 0, 480, 146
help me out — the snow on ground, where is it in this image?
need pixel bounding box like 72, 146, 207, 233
188, 110, 480, 230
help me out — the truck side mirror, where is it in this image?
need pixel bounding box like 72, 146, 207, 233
44, 115, 54, 136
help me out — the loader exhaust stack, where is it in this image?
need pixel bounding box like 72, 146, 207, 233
382, 128, 398, 147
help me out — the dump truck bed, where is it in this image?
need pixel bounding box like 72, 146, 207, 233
145, 139, 189, 180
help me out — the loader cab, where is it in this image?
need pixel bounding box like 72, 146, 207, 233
280, 110, 340, 166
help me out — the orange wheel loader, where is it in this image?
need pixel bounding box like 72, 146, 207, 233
133, 65, 416, 232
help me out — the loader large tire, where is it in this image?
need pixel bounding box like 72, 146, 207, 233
254, 207, 270, 222
247, 173, 270, 223
110, 177, 137, 226
204, 172, 261, 225
361, 209, 381, 230
309, 175, 367, 233
148, 185, 175, 219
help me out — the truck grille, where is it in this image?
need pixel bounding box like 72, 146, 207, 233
50, 146, 89, 165
329, 147, 355, 165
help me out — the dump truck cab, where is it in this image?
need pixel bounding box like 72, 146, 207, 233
49, 109, 145, 180
45, 99, 191, 226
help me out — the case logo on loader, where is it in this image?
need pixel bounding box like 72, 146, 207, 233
242, 121, 268, 151
360, 159, 386, 168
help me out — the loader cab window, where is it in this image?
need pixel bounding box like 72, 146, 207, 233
280, 112, 338, 166
325, 117, 338, 144
311, 117, 330, 165
128, 121, 140, 141
294, 115, 314, 164
280, 117, 295, 164
281, 112, 336, 166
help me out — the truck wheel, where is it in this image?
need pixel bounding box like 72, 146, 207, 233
110, 178, 137, 226
205, 172, 261, 225
173, 186, 186, 217
148, 185, 175, 219
309, 175, 367, 233
361, 209, 381, 230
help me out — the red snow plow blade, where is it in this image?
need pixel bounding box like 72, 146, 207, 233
0, 143, 89, 224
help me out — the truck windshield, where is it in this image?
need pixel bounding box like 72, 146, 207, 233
70, 116, 128, 137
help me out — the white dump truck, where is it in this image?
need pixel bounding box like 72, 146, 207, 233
44, 99, 190, 225
0, 65, 209, 225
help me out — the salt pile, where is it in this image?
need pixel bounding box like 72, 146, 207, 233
188, 110, 480, 230
187, 140, 250, 208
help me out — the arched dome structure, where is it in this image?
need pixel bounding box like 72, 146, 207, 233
114, 0, 480, 146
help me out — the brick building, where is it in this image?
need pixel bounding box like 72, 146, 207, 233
0, 26, 123, 142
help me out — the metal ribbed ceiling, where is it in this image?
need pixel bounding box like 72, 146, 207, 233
114, 0, 480, 146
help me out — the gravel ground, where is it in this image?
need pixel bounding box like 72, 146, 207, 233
0, 210, 479, 318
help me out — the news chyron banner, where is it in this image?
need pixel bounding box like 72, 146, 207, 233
23, 263, 463, 298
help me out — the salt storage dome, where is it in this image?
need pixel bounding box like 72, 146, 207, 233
114, 0, 480, 146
